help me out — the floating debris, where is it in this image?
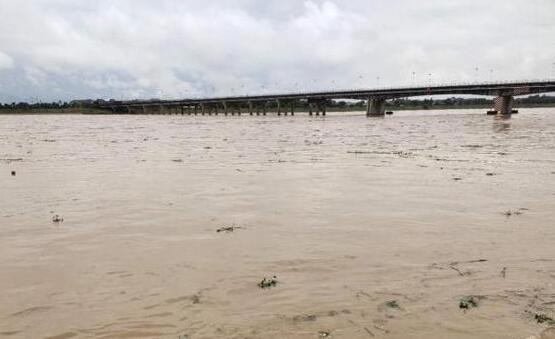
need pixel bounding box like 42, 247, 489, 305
11, 171, 16, 176
453, 177, 463, 181
501, 267, 507, 278
258, 276, 278, 289
318, 331, 331, 338
535, 313, 555, 325
347, 150, 413, 158
216, 225, 244, 233
52, 215, 64, 223
191, 294, 201, 305
172, 159, 184, 163
364, 327, 376, 337
385, 300, 400, 309
459, 296, 482, 310
503, 208, 528, 217
486, 172, 496, 176
431, 259, 487, 276
293, 314, 317, 322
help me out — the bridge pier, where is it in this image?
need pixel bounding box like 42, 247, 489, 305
367, 98, 386, 117
308, 103, 313, 116
493, 95, 514, 115
276, 99, 281, 116
291, 102, 295, 116
315, 101, 326, 116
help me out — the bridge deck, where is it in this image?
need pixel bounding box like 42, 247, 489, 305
100, 80, 555, 108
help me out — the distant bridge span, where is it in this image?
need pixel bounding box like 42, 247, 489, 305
99, 80, 555, 116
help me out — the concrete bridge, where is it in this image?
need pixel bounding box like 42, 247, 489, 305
98, 80, 555, 117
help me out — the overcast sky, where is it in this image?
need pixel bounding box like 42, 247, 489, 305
0, 0, 554, 102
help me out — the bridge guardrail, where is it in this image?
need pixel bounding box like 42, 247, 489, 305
102, 79, 555, 105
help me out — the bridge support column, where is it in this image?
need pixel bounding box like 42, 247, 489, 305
367, 98, 386, 117
291, 102, 295, 116
276, 100, 281, 116
249, 102, 254, 116
308, 103, 313, 116
223, 102, 228, 115
316, 101, 326, 116
493, 95, 514, 115
263, 103, 267, 115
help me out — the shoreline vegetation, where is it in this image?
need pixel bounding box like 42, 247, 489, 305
1, 95, 555, 114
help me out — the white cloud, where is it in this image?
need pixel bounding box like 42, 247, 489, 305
0, 51, 14, 69
0, 0, 554, 102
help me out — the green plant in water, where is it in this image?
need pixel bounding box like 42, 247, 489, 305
385, 300, 400, 309
535, 313, 555, 325
258, 276, 278, 289
459, 296, 480, 310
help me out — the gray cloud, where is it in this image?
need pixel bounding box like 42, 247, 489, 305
0, 0, 554, 102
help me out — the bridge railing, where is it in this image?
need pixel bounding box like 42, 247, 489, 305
107, 79, 555, 105
179, 78, 555, 101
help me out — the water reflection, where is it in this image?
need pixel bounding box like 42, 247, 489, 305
493, 114, 512, 133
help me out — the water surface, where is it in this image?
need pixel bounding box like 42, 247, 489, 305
1, 109, 554, 338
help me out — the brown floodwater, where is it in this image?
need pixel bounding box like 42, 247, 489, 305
1, 109, 554, 339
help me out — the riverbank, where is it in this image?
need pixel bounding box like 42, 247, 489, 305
1, 102, 555, 115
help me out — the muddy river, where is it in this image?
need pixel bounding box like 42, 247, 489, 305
1, 109, 554, 339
